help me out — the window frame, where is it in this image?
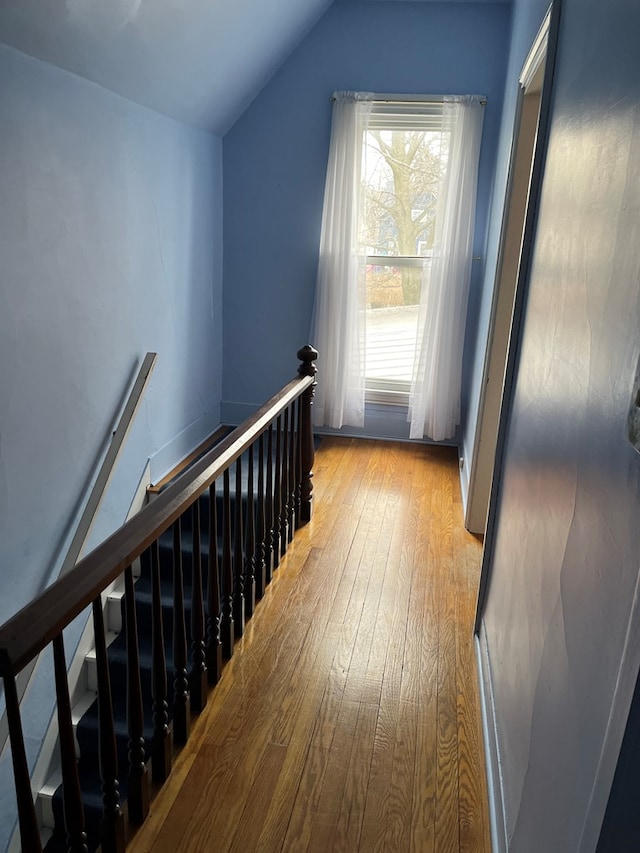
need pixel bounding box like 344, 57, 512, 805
362, 104, 446, 405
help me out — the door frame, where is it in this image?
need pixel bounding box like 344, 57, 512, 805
465, 9, 551, 536
474, 0, 562, 632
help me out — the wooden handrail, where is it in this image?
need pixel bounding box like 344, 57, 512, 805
0, 348, 317, 679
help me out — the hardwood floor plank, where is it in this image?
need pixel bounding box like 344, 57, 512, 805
384, 699, 418, 852
357, 692, 401, 851
126, 753, 198, 852
410, 468, 440, 853
341, 489, 398, 705
455, 528, 491, 853
433, 460, 461, 853
304, 697, 361, 852
280, 695, 360, 851
331, 699, 379, 851
227, 742, 289, 853
357, 466, 412, 709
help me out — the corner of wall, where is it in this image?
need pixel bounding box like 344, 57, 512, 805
220, 400, 257, 426
149, 408, 222, 484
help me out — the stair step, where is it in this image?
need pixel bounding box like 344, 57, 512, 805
106, 589, 124, 633
71, 691, 98, 754
40, 768, 62, 831
85, 630, 120, 692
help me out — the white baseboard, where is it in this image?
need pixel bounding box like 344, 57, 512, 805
476, 623, 508, 853
221, 400, 459, 447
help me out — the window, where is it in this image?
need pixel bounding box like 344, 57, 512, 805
361, 102, 450, 404
312, 93, 484, 439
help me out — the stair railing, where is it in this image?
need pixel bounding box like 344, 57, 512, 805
0, 345, 318, 853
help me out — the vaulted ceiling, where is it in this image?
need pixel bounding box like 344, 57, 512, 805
0, 0, 510, 135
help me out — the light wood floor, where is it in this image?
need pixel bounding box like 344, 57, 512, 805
128, 436, 490, 852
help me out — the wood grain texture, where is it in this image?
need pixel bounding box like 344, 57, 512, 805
126, 437, 489, 853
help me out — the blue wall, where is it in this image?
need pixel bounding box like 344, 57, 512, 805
222, 0, 511, 435
479, 0, 640, 848
0, 44, 223, 630
0, 43, 223, 847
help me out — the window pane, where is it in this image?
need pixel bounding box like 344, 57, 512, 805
365, 263, 426, 385
362, 129, 448, 258
361, 117, 448, 399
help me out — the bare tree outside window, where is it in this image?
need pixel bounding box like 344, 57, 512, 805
361, 126, 449, 392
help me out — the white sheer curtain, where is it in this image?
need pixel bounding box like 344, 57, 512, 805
311, 92, 372, 429
408, 96, 485, 440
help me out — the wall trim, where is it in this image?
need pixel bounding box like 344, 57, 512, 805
476, 622, 508, 853
221, 400, 458, 446
465, 4, 552, 538
473, 0, 563, 634
520, 6, 551, 91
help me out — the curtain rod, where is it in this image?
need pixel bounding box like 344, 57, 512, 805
329, 93, 487, 106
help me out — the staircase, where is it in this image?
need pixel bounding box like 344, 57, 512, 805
0, 345, 317, 853
41, 450, 270, 852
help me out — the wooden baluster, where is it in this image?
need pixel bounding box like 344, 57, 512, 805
221, 468, 235, 658
190, 500, 208, 712
297, 345, 318, 523
287, 401, 296, 543
150, 540, 171, 784
206, 480, 223, 685
172, 518, 190, 745
124, 565, 149, 824
92, 597, 126, 853
280, 407, 289, 558
4, 674, 42, 852
244, 442, 256, 619
265, 424, 274, 584
233, 456, 245, 638
273, 415, 282, 569
255, 433, 267, 600
52, 634, 88, 853
294, 397, 303, 530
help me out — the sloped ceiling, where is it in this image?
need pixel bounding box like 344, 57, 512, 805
0, 0, 510, 135
0, 0, 334, 134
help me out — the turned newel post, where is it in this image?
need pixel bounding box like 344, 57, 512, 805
297, 345, 318, 525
